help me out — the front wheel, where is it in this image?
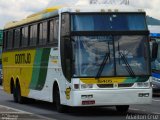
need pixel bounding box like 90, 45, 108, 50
116, 105, 129, 114
55, 87, 66, 113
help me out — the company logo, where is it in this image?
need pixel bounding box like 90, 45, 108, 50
15, 53, 31, 64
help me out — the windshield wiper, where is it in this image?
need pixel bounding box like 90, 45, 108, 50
95, 52, 110, 79
119, 52, 135, 78
118, 42, 135, 77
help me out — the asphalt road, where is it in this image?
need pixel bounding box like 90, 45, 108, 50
0, 86, 160, 120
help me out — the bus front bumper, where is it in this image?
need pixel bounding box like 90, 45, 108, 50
68, 88, 152, 107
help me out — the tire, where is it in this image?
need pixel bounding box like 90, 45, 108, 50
116, 105, 129, 114
15, 82, 25, 104
13, 85, 18, 103
55, 87, 66, 113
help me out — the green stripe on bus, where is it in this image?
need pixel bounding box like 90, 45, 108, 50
29, 48, 50, 90
36, 48, 50, 90
29, 49, 43, 89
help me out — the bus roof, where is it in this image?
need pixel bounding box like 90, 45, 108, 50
4, 6, 62, 29
4, 4, 144, 29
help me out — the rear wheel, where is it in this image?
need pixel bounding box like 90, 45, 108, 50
13, 84, 18, 103
55, 86, 66, 113
13, 82, 25, 104
116, 105, 129, 114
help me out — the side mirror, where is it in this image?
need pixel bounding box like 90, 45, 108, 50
152, 42, 158, 60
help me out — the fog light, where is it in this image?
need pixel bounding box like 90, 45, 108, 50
144, 93, 149, 97
74, 84, 79, 89
138, 93, 149, 97
81, 95, 93, 99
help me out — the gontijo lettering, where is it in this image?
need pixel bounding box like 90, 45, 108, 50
15, 53, 31, 64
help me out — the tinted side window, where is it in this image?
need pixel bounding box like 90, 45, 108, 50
30, 24, 37, 46
7, 30, 13, 50
3, 31, 7, 50
49, 18, 59, 45
49, 20, 54, 43
61, 14, 70, 36
39, 22, 47, 45
14, 28, 21, 48
54, 18, 59, 44
21, 27, 28, 47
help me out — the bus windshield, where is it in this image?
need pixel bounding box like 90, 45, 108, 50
72, 35, 150, 77
71, 13, 147, 31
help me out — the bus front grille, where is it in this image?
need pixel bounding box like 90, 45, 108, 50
97, 83, 134, 88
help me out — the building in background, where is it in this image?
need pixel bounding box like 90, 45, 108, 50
147, 16, 160, 35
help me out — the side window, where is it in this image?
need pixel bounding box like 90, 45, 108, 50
54, 18, 59, 44
39, 23, 43, 45
21, 26, 28, 47
39, 22, 47, 45
7, 30, 13, 50
61, 13, 70, 36
14, 28, 21, 48
3, 31, 7, 50
49, 18, 59, 45
49, 20, 54, 43
29, 24, 37, 46
0, 30, 2, 44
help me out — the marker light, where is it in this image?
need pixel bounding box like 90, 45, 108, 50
108, 9, 112, 12
101, 9, 105, 12
114, 9, 118, 12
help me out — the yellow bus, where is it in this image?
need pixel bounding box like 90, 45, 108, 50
2, 4, 152, 113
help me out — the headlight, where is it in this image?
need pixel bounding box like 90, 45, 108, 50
137, 82, 150, 88
81, 84, 93, 89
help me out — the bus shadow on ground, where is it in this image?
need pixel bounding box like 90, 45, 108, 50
7, 99, 149, 117
153, 93, 160, 97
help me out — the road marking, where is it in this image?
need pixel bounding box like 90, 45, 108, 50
152, 112, 160, 115
0, 105, 55, 120
130, 108, 146, 112
0, 105, 27, 113
0, 112, 27, 114
130, 108, 160, 115
130, 108, 142, 111
152, 99, 160, 102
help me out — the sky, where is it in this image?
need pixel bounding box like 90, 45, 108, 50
0, 0, 160, 29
